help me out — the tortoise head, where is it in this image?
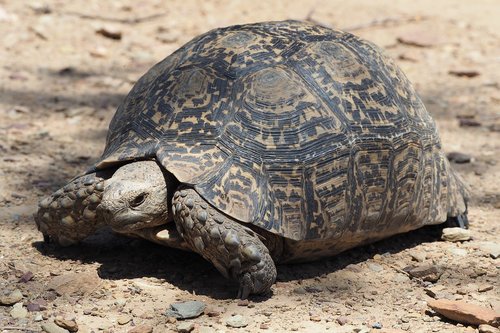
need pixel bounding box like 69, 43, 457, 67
99, 160, 170, 232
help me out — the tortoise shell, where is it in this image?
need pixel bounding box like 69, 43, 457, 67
92, 21, 467, 241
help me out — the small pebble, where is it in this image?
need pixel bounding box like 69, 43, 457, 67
292, 287, 306, 295
127, 325, 153, 333
165, 300, 206, 319
407, 263, 444, 282
41, 322, 69, 333
409, 252, 426, 262
0, 289, 23, 305
10, 302, 28, 319
336, 316, 349, 325
478, 285, 493, 292
310, 315, 321, 322
177, 322, 195, 333
54, 317, 78, 332
367, 262, 384, 272
117, 315, 132, 325
446, 152, 472, 164
442, 228, 472, 242
237, 299, 249, 306
226, 314, 249, 328
478, 324, 499, 333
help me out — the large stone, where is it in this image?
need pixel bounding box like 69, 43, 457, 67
442, 228, 472, 242
428, 299, 500, 327
165, 301, 206, 319
47, 271, 101, 297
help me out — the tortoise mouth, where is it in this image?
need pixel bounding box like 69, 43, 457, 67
104, 208, 167, 232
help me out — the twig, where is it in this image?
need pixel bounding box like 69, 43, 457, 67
59, 11, 168, 24
344, 15, 428, 32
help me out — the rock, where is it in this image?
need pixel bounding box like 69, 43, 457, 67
0, 289, 23, 305
459, 118, 482, 127
26, 302, 42, 312
54, 317, 78, 332
177, 322, 195, 333
409, 251, 426, 262
226, 314, 249, 328
127, 325, 153, 333
336, 316, 349, 325
47, 271, 101, 297
165, 300, 206, 319
447, 152, 472, 164
305, 285, 325, 293
237, 299, 249, 306
34, 314, 43, 321
449, 69, 480, 78
424, 285, 449, 299
310, 315, 321, 322
407, 263, 444, 282
90, 46, 108, 58
448, 247, 468, 256
428, 299, 500, 327
96, 26, 122, 40
292, 287, 306, 294
41, 322, 70, 333
476, 242, 500, 259
372, 322, 383, 329
260, 323, 270, 329
19, 271, 34, 283
10, 302, 28, 318
367, 262, 384, 272
442, 228, 472, 242
117, 315, 132, 325
478, 324, 499, 333
206, 309, 221, 317
479, 285, 494, 293
198, 327, 215, 333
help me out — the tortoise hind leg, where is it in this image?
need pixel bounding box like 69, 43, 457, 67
172, 187, 277, 299
35, 170, 111, 246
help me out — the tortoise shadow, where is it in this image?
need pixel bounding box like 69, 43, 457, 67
32, 223, 445, 301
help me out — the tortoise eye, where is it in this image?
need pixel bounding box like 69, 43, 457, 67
131, 193, 147, 207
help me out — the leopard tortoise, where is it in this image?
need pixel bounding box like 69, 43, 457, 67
35, 20, 469, 298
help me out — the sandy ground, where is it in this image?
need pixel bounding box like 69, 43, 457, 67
0, 1, 499, 332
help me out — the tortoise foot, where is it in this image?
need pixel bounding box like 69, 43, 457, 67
172, 187, 276, 298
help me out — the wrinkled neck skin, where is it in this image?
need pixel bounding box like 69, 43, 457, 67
98, 160, 173, 233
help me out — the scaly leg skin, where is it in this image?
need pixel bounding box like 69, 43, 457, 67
35, 171, 110, 246
172, 187, 277, 299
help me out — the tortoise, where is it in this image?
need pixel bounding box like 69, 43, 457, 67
35, 20, 469, 298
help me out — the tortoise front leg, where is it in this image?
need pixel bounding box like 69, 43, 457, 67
172, 187, 277, 299
35, 170, 111, 246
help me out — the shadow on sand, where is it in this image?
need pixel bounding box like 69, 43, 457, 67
32, 223, 445, 301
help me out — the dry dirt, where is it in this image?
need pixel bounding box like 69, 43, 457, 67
0, 1, 499, 332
